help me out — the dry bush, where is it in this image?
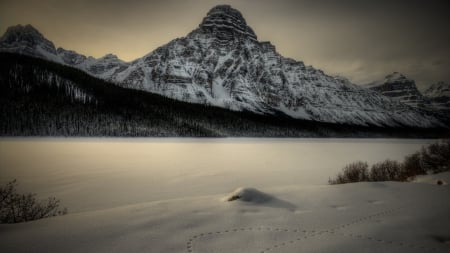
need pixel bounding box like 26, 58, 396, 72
329, 140, 450, 185
369, 160, 402, 181
420, 140, 450, 173
0, 180, 67, 223
328, 161, 369, 184
400, 152, 426, 180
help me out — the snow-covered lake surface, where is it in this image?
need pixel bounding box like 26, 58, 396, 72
0, 138, 435, 212
1, 138, 449, 253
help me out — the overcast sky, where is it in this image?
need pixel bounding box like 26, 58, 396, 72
1, 0, 449, 89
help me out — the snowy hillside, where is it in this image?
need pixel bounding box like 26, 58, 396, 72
2, 181, 449, 253
0, 6, 446, 128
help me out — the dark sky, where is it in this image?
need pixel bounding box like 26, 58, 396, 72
1, 0, 449, 89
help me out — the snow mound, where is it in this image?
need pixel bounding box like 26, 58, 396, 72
224, 187, 273, 203
412, 172, 450, 186
222, 187, 297, 210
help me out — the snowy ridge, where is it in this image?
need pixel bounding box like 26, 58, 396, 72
0, 24, 130, 80
0, 8, 446, 128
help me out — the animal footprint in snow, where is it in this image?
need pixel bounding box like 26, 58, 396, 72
368, 200, 384, 205
330, 204, 349, 211
189, 226, 306, 253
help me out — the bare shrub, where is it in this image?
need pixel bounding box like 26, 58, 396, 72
329, 140, 450, 185
421, 140, 450, 173
329, 161, 369, 184
369, 160, 402, 181
0, 180, 67, 223
400, 152, 426, 180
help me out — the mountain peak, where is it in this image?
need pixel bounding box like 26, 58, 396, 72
384, 72, 411, 83
101, 53, 119, 60
1, 24, 45, 43
0, 24, 58, 58
205, 5, 245, 21
199, 5, 257, 41
6, 24, 40, 34
365, 72, 428, 108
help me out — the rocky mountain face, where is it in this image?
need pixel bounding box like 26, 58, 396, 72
0, 6, 445, 128
0, 24, 61, 62
364, 72, 429, 108
366, 73, 450, 116
424, 82, 450, 112
111, 5, 441, 127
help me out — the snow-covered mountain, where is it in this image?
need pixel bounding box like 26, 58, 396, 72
0, 24, 62, 63
423, 82, 450, 111
110, 5, 441, 127
0, 6, 445, 128
0, 24, 129, 79
424, 82, 450, 98
366, 73, 450, 116
364, 72, 429, 108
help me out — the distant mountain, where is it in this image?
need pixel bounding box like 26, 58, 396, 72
0, 24, 61, 62
0, 5, 446, 129
364, 72, 429, 108
0, 24, 130, 79
365, 73, 450, 122
423, 82, 450, 112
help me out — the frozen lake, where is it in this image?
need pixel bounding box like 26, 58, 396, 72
0, 138, 435, 212
1, 138, 449, 253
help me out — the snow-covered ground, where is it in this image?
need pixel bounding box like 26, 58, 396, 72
0, 138, 448, 252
